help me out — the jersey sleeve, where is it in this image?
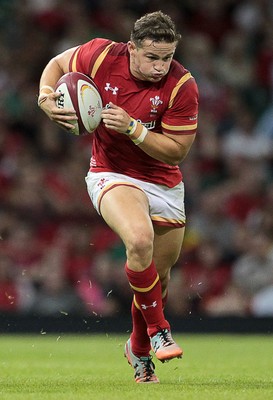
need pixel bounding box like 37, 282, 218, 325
69, 38, 115, 79
161, 76, 199, 135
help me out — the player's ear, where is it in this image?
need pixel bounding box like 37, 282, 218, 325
127, 41, 136, 54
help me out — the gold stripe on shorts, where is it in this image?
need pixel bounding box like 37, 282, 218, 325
97, 181, 144, 214
151, 215, 185, 227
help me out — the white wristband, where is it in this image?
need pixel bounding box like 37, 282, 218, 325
132, 126, 148, 145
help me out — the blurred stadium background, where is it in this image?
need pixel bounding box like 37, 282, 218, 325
0, 0, 272, 333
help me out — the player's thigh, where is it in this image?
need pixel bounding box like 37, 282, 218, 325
153, 225, 185, 276
100, 184, 154, 246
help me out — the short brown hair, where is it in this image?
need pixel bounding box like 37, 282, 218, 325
130, 11, 181, 47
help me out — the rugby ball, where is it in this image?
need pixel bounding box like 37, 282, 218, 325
55, 72, 103, 135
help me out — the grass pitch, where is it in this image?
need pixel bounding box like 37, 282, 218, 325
0, 333, 272, 399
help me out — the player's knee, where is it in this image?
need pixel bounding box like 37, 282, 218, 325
126, 230, 153, 266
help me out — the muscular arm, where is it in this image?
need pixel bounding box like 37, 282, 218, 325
39, 47, 75, 90
137, 130, 196, 165
38, 48, 79, 130
101, 102, 196, 166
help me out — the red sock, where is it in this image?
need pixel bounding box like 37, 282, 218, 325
130, 292, 169, 356
125, 261, 170, 337
130, 298, 151, 357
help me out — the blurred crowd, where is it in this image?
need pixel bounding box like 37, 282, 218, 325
0, 0, 273, 319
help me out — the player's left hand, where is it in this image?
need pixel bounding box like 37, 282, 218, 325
101, 102, 131, 134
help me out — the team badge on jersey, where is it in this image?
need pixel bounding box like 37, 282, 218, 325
150, 95, 163, 113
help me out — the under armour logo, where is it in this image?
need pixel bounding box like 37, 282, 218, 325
141, 301, 157, 310
105, 83, 119, 95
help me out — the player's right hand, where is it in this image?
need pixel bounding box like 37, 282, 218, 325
38, 92, 78, 131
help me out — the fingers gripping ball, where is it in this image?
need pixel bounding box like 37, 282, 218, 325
55, 72, 103, 135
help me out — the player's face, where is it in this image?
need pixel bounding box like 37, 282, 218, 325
128, 40, 176, 82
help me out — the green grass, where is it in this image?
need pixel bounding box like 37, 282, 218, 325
0, 333, 272, 399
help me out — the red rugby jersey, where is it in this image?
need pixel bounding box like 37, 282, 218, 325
69, 38, 199, 187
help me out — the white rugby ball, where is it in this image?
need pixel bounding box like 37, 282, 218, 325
55, 72, 103, 135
